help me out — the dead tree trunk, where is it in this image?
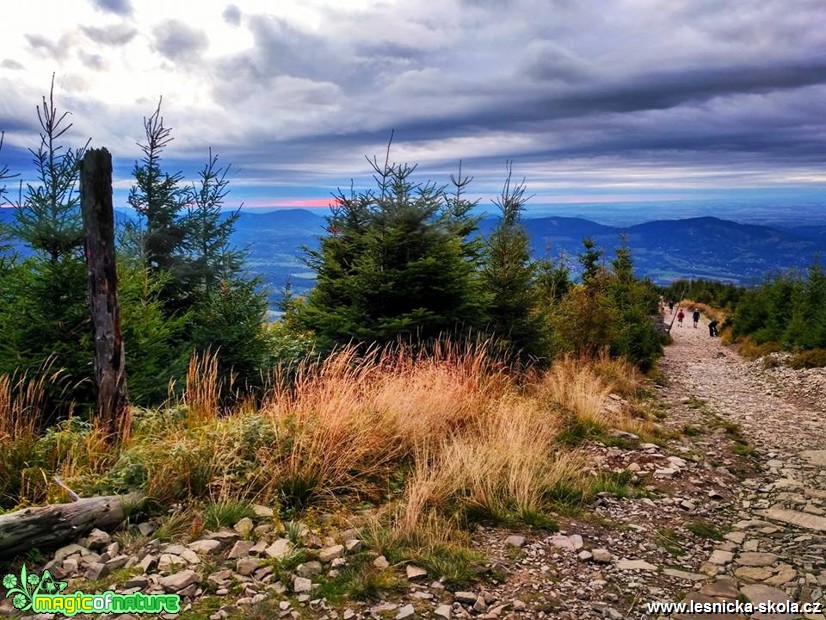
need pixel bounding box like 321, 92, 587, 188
80, 148, 130, 442
0, 493, 143, 560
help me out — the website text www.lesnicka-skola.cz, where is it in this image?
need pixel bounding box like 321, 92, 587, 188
646, 599, 823, 616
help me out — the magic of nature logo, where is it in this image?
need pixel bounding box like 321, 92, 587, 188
3, 564, 180, 616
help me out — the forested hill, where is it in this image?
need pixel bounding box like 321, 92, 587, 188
3, 208, 824, 300
228, 210, 826, 299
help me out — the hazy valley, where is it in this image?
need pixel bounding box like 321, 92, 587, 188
226, 209, 826, 303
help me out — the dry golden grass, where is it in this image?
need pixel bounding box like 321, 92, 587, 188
0, 367, 55, 442
396, 396, 584, 537
736, 337, 783, 360
4, 340, 650, 544
0, 363, 118, 506
536, 353, 654, 440
591, 350, 643, 398
249, 342, 513, 506
184, 349, 222, 424
537, 354, 615, 426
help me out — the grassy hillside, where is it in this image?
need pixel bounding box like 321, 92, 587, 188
1, 343, 654, 542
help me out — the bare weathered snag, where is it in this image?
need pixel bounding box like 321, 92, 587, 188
80, 148, 130, 442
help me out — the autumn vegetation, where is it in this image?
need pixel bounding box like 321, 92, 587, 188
0, 85, 666, 580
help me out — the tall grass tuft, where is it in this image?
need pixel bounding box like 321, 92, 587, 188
256, 342, 509, 508
185, 349, 222, 424
0, 366, 58, 442
396, 397, 583, 535
538, 354, 615, 427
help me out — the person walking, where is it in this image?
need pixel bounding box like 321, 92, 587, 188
692, 309, 700, 328
668, 300, 675, 313
677, 308, 685, 327
708, 319, 719, 337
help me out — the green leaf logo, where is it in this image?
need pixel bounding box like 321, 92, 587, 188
2, 565, 66, 611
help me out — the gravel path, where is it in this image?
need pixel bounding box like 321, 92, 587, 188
662, 310, 824, 455
658, 308, 826, 620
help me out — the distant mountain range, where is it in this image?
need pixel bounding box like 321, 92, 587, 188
3, 208, 825, 306
232, 210, 826, 303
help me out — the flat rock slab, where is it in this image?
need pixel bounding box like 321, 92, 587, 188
734, 567, 774, 582
735, 552, 779, 567
616, 558, 657, 571
803, 488, 826, 500
188, 540, 220, 553
159, 569, 199, 593
505, 535, 526, 548
664, 568, 708, 581
319, 544, 344, 562
739, 584, 800, 620
800, 450, 826, 467
549, 535, 582, 551
709, 550, 734, 565
265, 538, 293, 560
764, 569, 797, 587
592, 548, 612, 563
701, 578, 740, 599
757, 508, 826, 532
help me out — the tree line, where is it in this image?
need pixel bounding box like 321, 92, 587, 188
0, 85, 666, 422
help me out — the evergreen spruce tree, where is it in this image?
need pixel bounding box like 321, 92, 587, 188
13, 78, 87, 263
783, 264, 826, 349
297, 147, 486, 347
607, 241, 662, 370
482, 162, 549, 360
182, 149, 244, 294
536, 255, 570, 303
2, 82, 95, 414
127, 99, 189, 305
578, 237, 603, 286
184, 149, 271, 393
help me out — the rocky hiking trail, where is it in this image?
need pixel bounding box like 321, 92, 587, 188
2, 311, 825, 620
466, 312, 826, 620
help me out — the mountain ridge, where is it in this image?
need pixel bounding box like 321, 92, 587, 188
3, 208, 825, 302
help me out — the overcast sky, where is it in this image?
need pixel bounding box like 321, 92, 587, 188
1, 0, 825, 216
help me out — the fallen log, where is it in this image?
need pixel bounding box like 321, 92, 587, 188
0, 492, 143, 560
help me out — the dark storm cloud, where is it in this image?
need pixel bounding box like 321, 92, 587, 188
364, 57, 826, 157
571, 61, 826, 116
90, 0, 133, 17
223, 4, 242, 26
0, 112, 38, 137
153, 20, 208, 62
81, 24, 138, 46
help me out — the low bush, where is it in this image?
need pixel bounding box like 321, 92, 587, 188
789, 348, 826, 369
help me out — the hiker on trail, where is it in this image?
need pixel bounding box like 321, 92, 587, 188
692, 309, 700, 328
677, 309, 685, 326
668, 300, 674, 313
708, 319, 719, 337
